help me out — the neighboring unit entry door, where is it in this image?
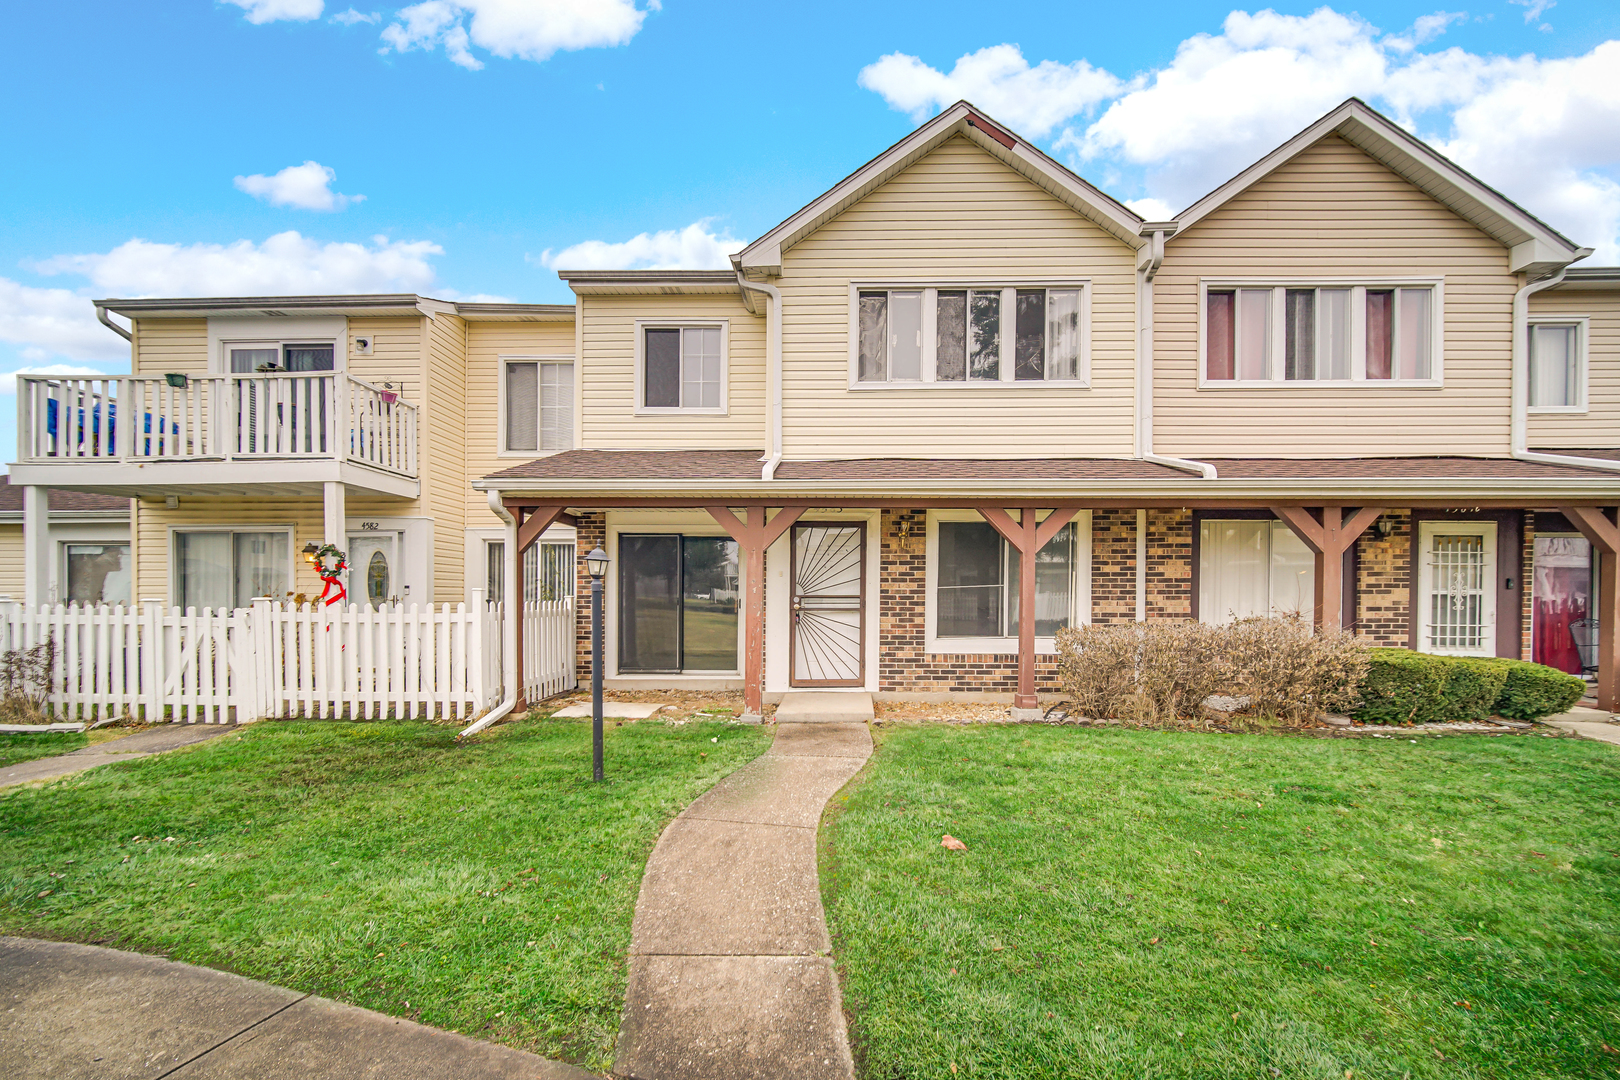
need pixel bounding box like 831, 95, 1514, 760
789, 523, 865, 687
347, 531, 403, 607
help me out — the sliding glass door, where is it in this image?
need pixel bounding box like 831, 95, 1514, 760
618, 534, 740, 673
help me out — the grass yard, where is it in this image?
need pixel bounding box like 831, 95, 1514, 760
0, 730, 87, 768
0, 714, 770, 1072
821, 725, 1620, 1080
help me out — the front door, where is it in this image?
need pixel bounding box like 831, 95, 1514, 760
347, 531, 401, 607
790, 523, 865, 687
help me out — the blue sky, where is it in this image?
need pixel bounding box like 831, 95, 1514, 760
3, 0, 1619, 465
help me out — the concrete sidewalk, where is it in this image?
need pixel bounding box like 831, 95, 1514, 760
0, 724, 234, 789
614, 700, 873, 1080
0, 937, 595, 1079
1543, 706, 1620, 747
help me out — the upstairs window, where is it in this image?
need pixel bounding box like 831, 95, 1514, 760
504, 360, 573, 452
1205, 283, 1437, 384
1529, 319, 1586, 412
855, 285, 1087, 385
640, 324, 726, 413
227, 343, 335, 373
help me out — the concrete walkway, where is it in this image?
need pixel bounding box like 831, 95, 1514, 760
0, 724, 235, 789
614, 693, 874, 1080
1543, 706, 1620, 747
0, 937, 594, 1079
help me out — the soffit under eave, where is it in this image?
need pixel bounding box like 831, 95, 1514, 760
566, 283, 743, 297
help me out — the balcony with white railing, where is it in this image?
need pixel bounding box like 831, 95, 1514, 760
13, 373, 419, 496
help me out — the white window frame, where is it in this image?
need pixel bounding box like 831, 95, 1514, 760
1416, 519, 1497, 658
497, 354, 575, 457
207, 317, 347, 376
605, 516, 745, 679
57, 538, 132, 607
1197, 278, 1444, 389
923, 509, 1091, 655
1526, 315, 1589, 415
633, 319, 730, 416
847, 280, 1092, 389
167, 524, 296, 609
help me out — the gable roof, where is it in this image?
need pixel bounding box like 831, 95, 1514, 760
735, 101, 1145, 278
1168, 98, 1587, 276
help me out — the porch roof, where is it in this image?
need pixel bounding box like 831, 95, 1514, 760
477, 449, 1620, 506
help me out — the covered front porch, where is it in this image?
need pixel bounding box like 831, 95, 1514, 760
482, 451, 1620, 718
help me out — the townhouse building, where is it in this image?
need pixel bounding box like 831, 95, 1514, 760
13, 98, 1620, 722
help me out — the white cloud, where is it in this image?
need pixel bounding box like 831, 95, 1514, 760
538, 220, 744, 271
234, 161, 364, 211
330, 7, 379, 24
0, 363, 125, 396
34, 232, 443, 297
0, 280, 124, 362
225, 0, 324, 24
857, 44, 1122, 138
1124, 197, 1178, 221
380, 0, 650, 70
1509, 0, 1555, 27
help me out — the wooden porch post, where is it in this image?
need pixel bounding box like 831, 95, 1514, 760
1559, 507, 1619, 712
978, 506, 1079, 714
1270, 506, 1384, 630
502, 503, 569, 708
706, 506, 806, 721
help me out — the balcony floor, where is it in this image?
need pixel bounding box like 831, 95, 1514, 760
7, 458, 419, 500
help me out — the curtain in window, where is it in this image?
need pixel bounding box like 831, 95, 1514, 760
65, 544, 130, 605
1397, 289, 1432, 380
283, 345, 335, 372
888, 292, 922, 380
1199, 520, 1313, 624
858, 294, 888, 382
1047, 290, 1081, 380
937, 520, 1075, 638
936, 291, 967, 381
1533, 535, 1590, 674
485, 541, 505, 604
1366, 290, 1394, 379
1206, 291, 1235, 380
1237, 289, 1271, 380
230, 347, 278, 373
506, 362, 539, 451
233, 532, 288, 609
177, 532, 233, 611
1530, 324, 1577, 408
1006, 523, 1076, 635
1318, 289, 1350, 379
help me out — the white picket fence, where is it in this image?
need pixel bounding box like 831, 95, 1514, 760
522, 599, 579, 703
0, 595, 577, 724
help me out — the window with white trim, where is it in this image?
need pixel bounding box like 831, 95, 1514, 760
925, 511, 1090, 652
641, 326, 724, 411
1204, 284, 1437, 384
226, 342, 336, 373
1529, 319, 1586, 411
855, 285, 1086, 385
1417, 520, 1497, 656
174, 529, 291, 611
1198, 519, 1314, 624
504, 360, 573, 452
63, 543, 131, 606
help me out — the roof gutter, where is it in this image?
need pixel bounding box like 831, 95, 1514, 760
1509, 253, 1620, 475
736, 273, 783, 480
457, 492, 521, 738
1136, 230, 1216, 479
95, 304, 131, 343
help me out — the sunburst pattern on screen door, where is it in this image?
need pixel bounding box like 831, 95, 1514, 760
790, 524, 864, 685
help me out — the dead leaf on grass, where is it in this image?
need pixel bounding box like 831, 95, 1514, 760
941, 834, 967, 851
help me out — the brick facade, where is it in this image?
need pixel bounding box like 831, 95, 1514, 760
1521, 511, 1536, 661
1355, 509, 1411, 646
1145, 510, 1193, 621
1090, 509, 1138, 624
572, 511, 606, 684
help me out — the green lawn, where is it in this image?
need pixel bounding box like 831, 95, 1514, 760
0, 714, 770, 1072
0, 730, 87, 768
821, 725, 1620, 1080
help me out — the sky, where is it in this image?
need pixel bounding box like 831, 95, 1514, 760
3, 0, 1619, 466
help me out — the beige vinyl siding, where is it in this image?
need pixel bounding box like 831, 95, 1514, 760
133, 497, 326, 603
775, 135, 1138, 459
1527, 289, 1620, 447
464, 319, 576, 524
131, 319, 207, 377
348, 317, 422, 398
579, 294, 765, 450
422, 314, 468, 601
1154, 134, 1517, 458
0, 524, 22, 598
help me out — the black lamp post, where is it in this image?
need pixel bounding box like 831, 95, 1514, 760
585, 546, 610, 782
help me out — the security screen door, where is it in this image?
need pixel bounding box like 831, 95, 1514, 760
789, 523, 865, 687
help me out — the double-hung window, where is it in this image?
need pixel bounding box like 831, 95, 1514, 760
1197, 519, 1314, 624
1204, 283, 1438, 384
174, 529, 290, 611
855, 285, 1087, 385
504, 359, 574, 452
1528, 319, 1587, 412
927, 512, 1089, 651
639, 324, 726, 412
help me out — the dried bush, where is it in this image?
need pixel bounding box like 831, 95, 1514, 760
1055, 616, 1369, 727
0, 637, 57, 724
1222, 615, 1368, 725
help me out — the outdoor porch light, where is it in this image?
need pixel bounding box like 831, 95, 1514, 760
302, 541, 320, 566
585, 545, 611, 782
1375, 516, 1393, 538
586, 546, 610, 579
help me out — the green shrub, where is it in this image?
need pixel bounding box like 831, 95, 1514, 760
1354, 648, 1586, 724
1354, 649, 1449, 724
1489, 660, 1587, 721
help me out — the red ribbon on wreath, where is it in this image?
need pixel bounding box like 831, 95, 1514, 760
313, 544, 349, 608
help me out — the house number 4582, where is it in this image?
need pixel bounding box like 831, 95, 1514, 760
359, 522, 381, 531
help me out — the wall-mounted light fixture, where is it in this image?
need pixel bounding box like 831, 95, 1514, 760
1375, 516, 1394, 538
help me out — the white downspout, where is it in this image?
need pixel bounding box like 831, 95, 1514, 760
1510, 258, 1620, 474
737, 274, 783, 480
1136, 230, 1216, 480
458, 491, 521, 738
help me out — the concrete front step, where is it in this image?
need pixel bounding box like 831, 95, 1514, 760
773, 692, 874, 723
